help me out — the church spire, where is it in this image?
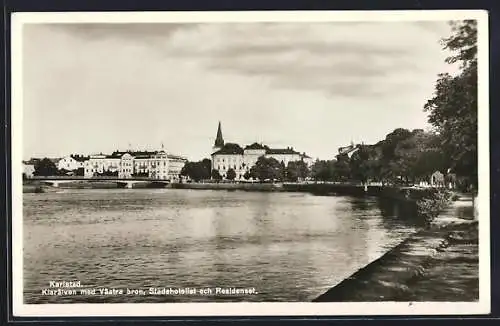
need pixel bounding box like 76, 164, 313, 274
214, 121, 224, 148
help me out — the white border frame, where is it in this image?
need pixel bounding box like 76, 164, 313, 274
11, 10, 490, 317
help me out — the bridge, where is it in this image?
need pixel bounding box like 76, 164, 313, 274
31, 176, 171, 189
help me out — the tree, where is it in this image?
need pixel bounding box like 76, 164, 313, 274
249, 156, 284, 182
226, 168, 236, 181
181, 159, 212, 182
424, 20, 478, 189
201, 159, 212, 179
280, 161, 286, 181
394, 130, 447, 183
311, 159, 336, 181
243, 171, 251, 180
34, 158, 58, 176
349, 145, 379, 185
211, 169, 222, 181
286, 161, 309, 182
370, 128, 414, 183
333, 154, 350, 181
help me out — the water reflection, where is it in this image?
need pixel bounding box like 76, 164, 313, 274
23, 189, 417, 303
375, 197, 424, 228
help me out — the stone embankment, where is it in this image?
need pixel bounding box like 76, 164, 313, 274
171, 182, 282, 191
313, 194, 478, 302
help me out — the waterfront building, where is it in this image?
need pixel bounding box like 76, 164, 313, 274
210, 122, 314, 180
119, 152, 135, 179
84, 149, 187, 181
57, 155, 89, 172
84, 153, 121, 178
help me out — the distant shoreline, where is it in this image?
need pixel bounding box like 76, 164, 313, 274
22, 179, 446, 204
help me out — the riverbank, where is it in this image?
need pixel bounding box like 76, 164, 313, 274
23, 179, 441, 201
313, 196, 478, 302
171, 182, 283, 192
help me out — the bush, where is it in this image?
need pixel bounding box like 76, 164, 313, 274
416, 190, 452, 227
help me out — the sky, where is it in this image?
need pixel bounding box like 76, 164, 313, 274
22, 20, 459, 161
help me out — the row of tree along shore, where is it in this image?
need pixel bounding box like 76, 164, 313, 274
177, 126, 469, 192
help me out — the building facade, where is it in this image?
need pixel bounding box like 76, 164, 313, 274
57, 155, 89, 172
210, 122, 314, 180
84, 154, 121, 177
84, 149, 187, 181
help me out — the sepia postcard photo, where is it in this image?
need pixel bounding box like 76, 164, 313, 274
11, 10, 490, 317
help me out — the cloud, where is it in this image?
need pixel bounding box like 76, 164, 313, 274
39, 21, 454, 99
154, 21, 454, 98
21, 20, 457, 160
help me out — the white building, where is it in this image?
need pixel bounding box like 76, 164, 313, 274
84, 150, 187, 182
84, 154, 121, 178
210, 122, 313, 180
57, 155, 89, 172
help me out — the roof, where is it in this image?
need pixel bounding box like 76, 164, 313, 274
167, 154, 187, 161
213, 142, 309, 157
131, 151, 158, 156
70, 155, 89, 162
106, 150, 158, 159
106, 154, 125, 159
244, 142, 267, 150
212, 143, 244, 155
265, 148, 300, 155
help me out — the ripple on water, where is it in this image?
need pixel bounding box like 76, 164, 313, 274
23, 189, 417, 303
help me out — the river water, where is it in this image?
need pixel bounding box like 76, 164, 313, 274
23, 189, 420, 303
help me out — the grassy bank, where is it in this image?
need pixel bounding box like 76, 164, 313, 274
23, 179, 443, 202
284, 183, 441, 200
313, 198, 478, 302
172, 182, 283, 192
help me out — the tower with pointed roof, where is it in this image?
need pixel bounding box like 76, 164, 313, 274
213, 121, 225, 153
